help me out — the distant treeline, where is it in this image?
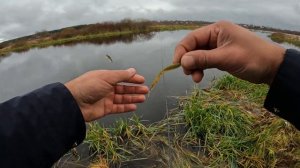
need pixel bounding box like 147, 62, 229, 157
1, 19, 300, 51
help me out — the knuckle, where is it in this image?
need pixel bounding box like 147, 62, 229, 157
215, 20, 233, 27
175, 42, 189, 55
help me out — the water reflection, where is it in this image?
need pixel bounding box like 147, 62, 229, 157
55, 32, 156, 47
3, 32, 155, 57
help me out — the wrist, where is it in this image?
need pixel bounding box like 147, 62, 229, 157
265, 45, 286, 86
64, 82, 87, 121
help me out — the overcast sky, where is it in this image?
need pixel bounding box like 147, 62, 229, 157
0, 0, 299, 42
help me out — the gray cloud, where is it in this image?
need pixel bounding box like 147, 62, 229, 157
0, 0, 299, 42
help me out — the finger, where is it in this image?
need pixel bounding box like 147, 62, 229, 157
107, 68, 137, 84
126, 74, 145, 84
173, 42, 188, 64
183, 68, 192, 75
192, 70, 204, 83
111, 104, 137, 113
173, 24, 219, 63
114, 94, 146, 104
181, 48, 225, 71
115, 85, 149, 94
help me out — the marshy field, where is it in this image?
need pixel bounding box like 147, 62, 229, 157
0, 20, 300, 167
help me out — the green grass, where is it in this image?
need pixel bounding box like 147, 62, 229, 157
269, 32, 300, 47
183, 76, 299, 167
85, 113, 204, 167
83, 75, 300, 167
85, 115, 157, 164
213, 75, 268, 104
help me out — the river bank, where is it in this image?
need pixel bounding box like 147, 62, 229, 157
79, 75, 300, 168
0, 20, 202, 57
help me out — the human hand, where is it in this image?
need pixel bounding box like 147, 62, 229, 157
173, 21, 286, 85
65, 68, 149, 122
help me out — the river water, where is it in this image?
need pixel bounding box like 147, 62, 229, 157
0, 30, 299, 124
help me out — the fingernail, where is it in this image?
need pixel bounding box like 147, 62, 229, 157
181, 56, 194, 67
127, 68, 136, 74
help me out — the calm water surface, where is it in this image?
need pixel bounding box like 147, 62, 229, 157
0, 30, 298, 124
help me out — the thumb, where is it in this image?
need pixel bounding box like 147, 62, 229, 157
107, 68, 136, 84
181, 48, 226, 71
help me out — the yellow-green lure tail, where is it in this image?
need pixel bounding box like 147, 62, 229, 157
150, 63, 181, 91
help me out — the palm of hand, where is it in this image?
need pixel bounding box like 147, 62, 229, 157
85, 85, 139, 121
66, 69, 148, 122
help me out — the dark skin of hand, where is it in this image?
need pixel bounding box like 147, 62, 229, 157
173, 21, 286, 86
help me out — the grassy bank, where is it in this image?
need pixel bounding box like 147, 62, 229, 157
0, 31, 145, 56
0, 20, 202, 57
269, 32, 300, 47
83, 75, 300, 168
